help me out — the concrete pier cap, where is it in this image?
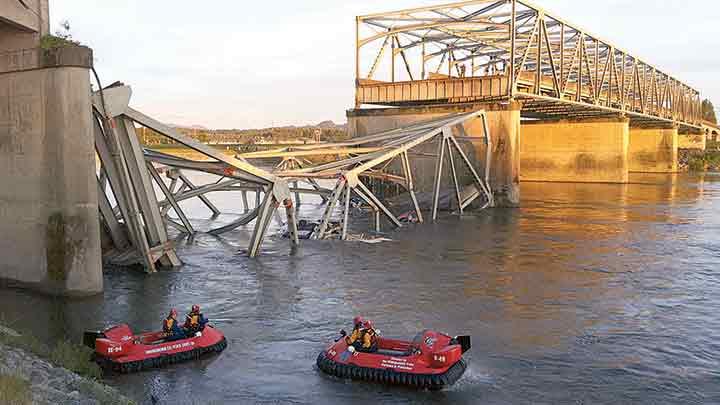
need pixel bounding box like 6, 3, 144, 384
347, 101, 521, 207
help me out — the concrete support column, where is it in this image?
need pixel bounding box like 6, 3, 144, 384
520, 117, 630, 183
481, 102, 521, 207
678, 131, 707, 151
0, 47, 101, 296
628, 126, 678, 173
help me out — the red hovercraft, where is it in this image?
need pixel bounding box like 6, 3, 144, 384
317, 319, 471, 390
83, 324, 227, 373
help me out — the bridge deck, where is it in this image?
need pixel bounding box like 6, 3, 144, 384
355, 0, 702, 131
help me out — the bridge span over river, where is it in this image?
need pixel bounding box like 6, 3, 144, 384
349, 0, 703, 206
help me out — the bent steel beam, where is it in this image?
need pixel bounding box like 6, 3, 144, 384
93, 85, 296, 263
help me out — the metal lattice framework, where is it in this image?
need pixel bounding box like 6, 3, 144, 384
240, 111, 495, 240
355, 0, 702, 131
93, 85, 298, 272
92, 84, 494, 270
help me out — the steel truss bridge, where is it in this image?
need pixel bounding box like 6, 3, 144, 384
355, 0, 702, 131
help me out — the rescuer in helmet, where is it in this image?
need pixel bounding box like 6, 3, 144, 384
162, 309, 185, 342
359, 320, 379, 353
345, 316, 365, 349
183, 304, 208, 335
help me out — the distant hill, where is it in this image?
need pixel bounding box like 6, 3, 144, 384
170, 124, 209, 131
316, 121, 347, 130
142, 119, 349, 146
167, 121, 345, 132
316, 120, 337, 129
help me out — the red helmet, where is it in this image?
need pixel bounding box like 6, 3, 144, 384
353, 316, 364, 326
363, 320, 374, 329
169, 309, 178, 317
192, 304, 200, 313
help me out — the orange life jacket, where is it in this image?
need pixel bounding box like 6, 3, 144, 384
186, 313, 200, 328
361, 328, 377, 349
163, 317, 175, 333
346, 327, 362, 345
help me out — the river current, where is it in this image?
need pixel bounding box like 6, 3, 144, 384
1, 173, 719, 404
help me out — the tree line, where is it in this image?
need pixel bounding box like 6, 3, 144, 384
137, 126, 349, 146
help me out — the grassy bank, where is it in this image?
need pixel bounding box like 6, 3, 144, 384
0, 373, 32, 405
0, 323, 135, 405
683, 149, 720, 172
0, 326, 101, 379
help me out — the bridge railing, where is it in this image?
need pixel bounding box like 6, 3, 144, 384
355, 0, 701, 127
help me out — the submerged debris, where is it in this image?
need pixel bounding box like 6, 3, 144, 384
346, 234, 394, 244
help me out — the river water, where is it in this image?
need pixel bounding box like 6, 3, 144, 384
1, 173, 720, 404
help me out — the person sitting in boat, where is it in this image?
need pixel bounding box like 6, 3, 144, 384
183, 304, 207, 334
358, 320, 379, 353
162, 309, 185, 342
344, 316, 365, 348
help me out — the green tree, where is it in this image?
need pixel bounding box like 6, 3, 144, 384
702, 99, 717, 124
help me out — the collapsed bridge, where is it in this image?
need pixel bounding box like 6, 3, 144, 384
95, 85, 495, 272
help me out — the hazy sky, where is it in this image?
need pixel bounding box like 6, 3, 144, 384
51, 1, 719, 129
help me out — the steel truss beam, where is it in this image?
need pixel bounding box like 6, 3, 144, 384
355, 0, 702, 128
301, 111, 494, 240
93, 86, 297, 266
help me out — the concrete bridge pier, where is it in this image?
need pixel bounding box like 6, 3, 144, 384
520, 117, 630, 184
482, 102, 521, 207
347, 102, 521, 207
628, 126, 679, 173
0, 47, 102, 296
678, 131, 707, 151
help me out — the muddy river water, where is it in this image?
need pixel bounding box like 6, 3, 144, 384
1, 173, 719, 404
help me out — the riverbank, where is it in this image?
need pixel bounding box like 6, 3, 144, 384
679, 147, 720, 171
0, 325, 134, 405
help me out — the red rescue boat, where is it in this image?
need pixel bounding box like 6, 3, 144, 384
317, 326, 471, 390
83, 324, 227, 373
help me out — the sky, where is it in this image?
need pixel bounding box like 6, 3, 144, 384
50, 0, 720, 129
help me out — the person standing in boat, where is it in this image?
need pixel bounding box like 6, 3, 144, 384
162, 309, 185, 342
183, 304, 207, 334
